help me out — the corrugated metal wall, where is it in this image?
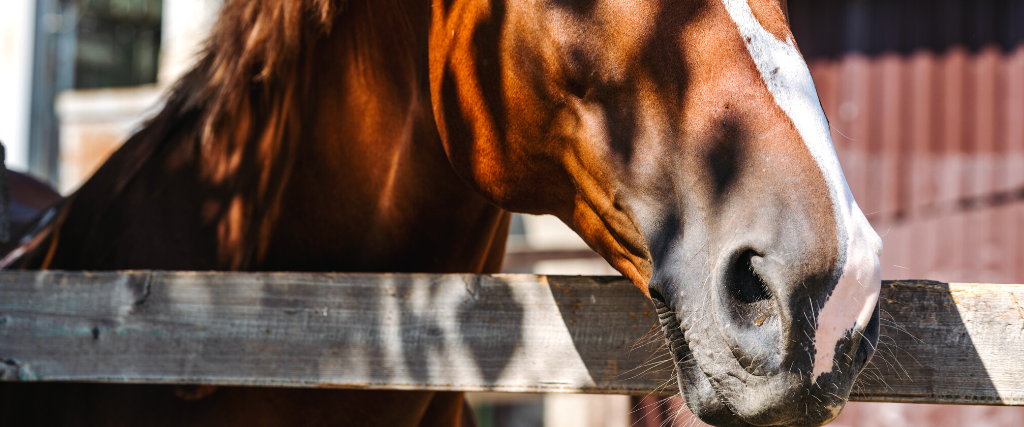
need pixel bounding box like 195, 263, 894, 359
792, 0, 1024, 284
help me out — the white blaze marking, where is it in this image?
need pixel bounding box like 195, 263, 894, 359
720, 0, 882, 382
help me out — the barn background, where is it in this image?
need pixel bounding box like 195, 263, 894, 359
1, 0, 1022, 426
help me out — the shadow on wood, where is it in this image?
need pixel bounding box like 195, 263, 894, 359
853, 281, 1020, 405
0, 272, 665, 394
0, 272, 1021, 405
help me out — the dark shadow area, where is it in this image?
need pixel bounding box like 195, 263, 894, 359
458, 276, 524, 384
789, 0, 1024, 58
702, 115, 749, 209
645, 210, 681, 274
471, 395, 543, 427
546, 276, 671, 393
0, 382, 441, 427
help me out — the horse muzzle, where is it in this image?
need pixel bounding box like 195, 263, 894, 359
650, 240, 881, 427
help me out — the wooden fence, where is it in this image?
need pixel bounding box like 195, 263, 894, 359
0, 271, 1022, 405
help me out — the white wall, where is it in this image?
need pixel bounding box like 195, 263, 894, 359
0, 0, 37, 171
55, 87, 163, 192
521, 215, 619, 275
543, 394, 629, 427
50, 0, 222, 192
159, 0, 221, 85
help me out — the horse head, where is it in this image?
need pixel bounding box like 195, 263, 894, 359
430, 0, 882, 425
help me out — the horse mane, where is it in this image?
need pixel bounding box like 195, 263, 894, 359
179, 0, 339, 179
189, 0, 337, 170
4, 0, 357, 270
121, 0, 345, 269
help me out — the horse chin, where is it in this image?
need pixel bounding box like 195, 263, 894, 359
655, 296, 881, 427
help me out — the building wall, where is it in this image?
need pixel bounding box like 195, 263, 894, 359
53, 0, 219, 193
788, 0, 1024, 284
54, 86, 164, 193
811, 46, 1024, 284
0, 0, 38, 171
159, 0, 221, 84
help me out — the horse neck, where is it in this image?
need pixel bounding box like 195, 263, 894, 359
261, 0, 510, 274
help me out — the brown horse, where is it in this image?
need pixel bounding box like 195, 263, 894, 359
0, 0, 881, 426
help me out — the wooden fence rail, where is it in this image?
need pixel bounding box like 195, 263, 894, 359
0, 271, 1022, 405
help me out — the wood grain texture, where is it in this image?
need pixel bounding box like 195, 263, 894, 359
0, 272, 1022, 405
854, 280, 1024, 405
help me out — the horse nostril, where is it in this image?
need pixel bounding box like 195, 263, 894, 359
726, 250, 774, 324
720, 249, 783, 375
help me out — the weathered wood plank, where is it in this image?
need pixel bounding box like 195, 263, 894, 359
0, 272, 1022, 405
852, 280, 1024, 405
0, 272, 665, 395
